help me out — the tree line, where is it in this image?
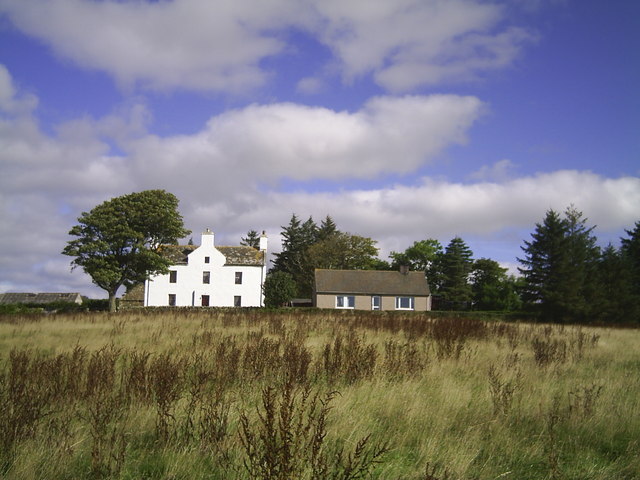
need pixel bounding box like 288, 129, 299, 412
263, 214, 521, 312
264, 208, 640, 323
61, 190, 639, 322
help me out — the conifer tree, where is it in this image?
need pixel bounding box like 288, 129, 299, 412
518, 209, 570, 321
621, 221, 640, 298
317, 215, 338, 240
518, 207, 599, 322
440, 236, 474, 310
592, 244, 635, 323
620, 222, 640, 322
240, 229, 261, 249
270, 215, 318, 297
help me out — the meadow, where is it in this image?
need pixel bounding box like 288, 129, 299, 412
0, 309, 638, 480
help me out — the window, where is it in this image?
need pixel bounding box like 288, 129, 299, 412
395, 296, 415, 310
204, 256, 210, 264
235, 272, 243, 284
201, 295, 210, 306
203, 271, 210, 284
168, 294, 176, 306
371, 296, 381, 310
169, 270, 177, 283
234, 295, 241, 307
336, 295, 355, 309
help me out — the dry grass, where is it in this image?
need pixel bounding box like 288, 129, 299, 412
0, 309, 638, 479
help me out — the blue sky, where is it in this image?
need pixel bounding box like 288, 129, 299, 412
0, 0, 638, 298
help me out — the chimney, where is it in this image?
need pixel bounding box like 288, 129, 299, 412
201, 228, 214, 247
399, 265, 409, 275
259, 230, 268, 251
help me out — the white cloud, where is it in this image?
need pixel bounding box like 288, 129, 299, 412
0, 0, 298, 92
126, 94, 485, 198
1, 63, 638, 297
204, 171, 640, 263
296, 77, 325, 95
470, 159, 516, 181
0, 0, 536, 93
312, 0, 536, 90
0, 64, 38, 113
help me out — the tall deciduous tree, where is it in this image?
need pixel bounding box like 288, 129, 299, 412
440, 237, 474, 310
471, 258, 521, 311
307, 232, 379, 270
62, 190, 190, 312
263, 271, 297, 308
390, 239, 443, 272
389, 238, 443, 292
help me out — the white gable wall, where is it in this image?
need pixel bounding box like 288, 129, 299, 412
144, 230, 266, 307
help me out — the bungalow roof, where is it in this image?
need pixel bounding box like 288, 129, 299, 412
314, 269, 430, 296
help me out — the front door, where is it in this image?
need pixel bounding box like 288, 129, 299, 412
201, 295, 210, 306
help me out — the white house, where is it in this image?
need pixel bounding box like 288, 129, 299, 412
144, 229, 268, 307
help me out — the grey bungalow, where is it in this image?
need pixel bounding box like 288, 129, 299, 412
313, 269, 431, 311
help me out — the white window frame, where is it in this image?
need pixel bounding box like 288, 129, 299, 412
336, 295, 355, 309
371, 295, 381, 310
395, 296, 415, 310
203, 271, 210, 284
169, 270, 177, 283
235, 272, 243, 285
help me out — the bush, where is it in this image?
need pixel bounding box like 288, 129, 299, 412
263, 272, 297, 308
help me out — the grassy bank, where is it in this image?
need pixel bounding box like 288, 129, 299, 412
0, 309, 638, 479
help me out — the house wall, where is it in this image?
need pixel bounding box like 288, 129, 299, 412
315, 293, 431, 311
145, 235, 265, 307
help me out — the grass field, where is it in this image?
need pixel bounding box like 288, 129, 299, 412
0, 309, 638, 479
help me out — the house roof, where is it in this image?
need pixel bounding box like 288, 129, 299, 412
314, 269, 430, 296
0, 292, 83, 304
158, 245, 197, 264
217, 246, 266, 266
157, 244, 265, 266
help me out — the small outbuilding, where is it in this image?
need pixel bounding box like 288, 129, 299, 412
0, 292, 83, 305
313, 268, 431, 311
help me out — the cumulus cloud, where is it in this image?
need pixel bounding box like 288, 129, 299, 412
0, 0, 536, 93
1, 63, 638, 297
296, 77, 325, 95
0, 64, 38, 113
312, 0, 536, 90
206, 171, 640, 262
470, 159, 517, 181
0, 0, 298, 92
126, 94, 485, 198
